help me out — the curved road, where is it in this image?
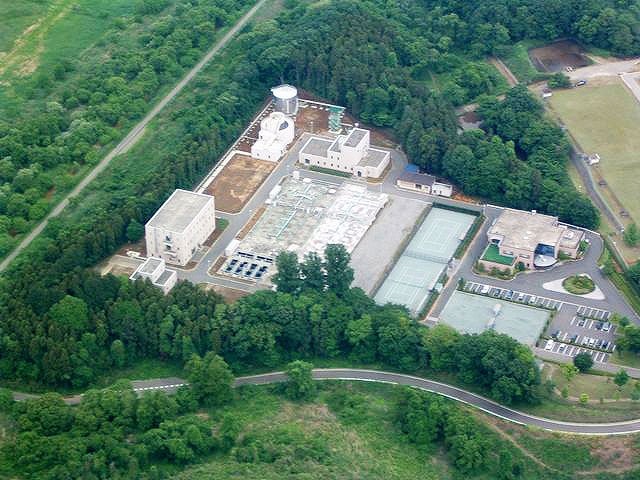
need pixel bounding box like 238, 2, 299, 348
20, 368, 640, 435
0, 0, 268, 273
235, 369, 640, 435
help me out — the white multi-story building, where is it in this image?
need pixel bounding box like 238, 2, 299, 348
145, 189, 216, 266
298, 128, 390, 178
251, 111, 295, 162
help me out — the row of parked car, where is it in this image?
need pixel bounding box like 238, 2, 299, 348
225, 259, 268, 279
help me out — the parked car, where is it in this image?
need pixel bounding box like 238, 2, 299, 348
551, 330, 560, 339
588, 338, 596, 348
570, 334, 578, 343
480, 285, 490, 294
517, 292, 525, 301
575, 79, 587, 87
545, 339, 555, 351
529, 296, 537, 304
602, 322, 612, 332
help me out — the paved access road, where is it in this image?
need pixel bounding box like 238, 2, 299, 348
23, 369, 640, 435
236, 369, 640, 435
0, 0, 269, 274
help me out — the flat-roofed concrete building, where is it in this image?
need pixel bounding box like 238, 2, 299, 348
396, 171, 453, 197
298, 128, 390, 178
145, 189, 216, 266
482, 209, 584, 271
130, 257, 177, 294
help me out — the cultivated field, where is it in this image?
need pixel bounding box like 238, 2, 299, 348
549, 81, 640, 224
203, 153, 276, 213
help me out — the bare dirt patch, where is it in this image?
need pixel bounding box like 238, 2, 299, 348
237, 206, 266, 240
203, 154, 275, 213
529, 40, 591, 73
202, 284, 251, 303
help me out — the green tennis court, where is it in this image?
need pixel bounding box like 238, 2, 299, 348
440, 291, 549, 346
375, 207, 476, 315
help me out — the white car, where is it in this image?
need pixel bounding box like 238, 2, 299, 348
480, 285, 490, 294
588, 338, 596, 348
529, 296, 537, 304
545, 339, 555, 351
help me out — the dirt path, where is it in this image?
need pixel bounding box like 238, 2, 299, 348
490, 57, 519, 86
476, 412, 553, 471
0, 0, 269, 274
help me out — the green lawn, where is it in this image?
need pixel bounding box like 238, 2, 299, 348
550, 365, 637, 400
482, 243, 515, 265
549, 81, 640, 224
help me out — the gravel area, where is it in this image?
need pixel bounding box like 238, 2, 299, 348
351, 194, 428, 294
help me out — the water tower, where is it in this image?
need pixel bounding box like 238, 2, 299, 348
272, 84, 298, 116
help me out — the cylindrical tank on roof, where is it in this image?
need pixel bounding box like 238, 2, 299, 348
272, 84, 298, 116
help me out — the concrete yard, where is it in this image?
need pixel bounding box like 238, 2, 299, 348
351, 194, 428, 295
219, 175, 388, 282
203, 153, 276, 213
440, 290, 550, 347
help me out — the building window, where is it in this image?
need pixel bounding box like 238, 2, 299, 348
305, 158, 310, 164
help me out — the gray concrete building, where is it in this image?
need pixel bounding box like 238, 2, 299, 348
145, 189, 216, 266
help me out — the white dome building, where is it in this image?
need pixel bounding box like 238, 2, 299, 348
251, 111, 295, 162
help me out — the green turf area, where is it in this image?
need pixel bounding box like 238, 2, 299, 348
549, 365, 637, 400
549, 81, 640, 224
482, 243, 515, 265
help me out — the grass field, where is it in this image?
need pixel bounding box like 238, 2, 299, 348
170, 382, 639, 479
549, 365, 637, 400
0, 0, 53, 52
549, 81, 640, 224
0, 0, 134, 115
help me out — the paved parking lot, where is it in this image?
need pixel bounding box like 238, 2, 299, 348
463, 280, 618, 364
464, 281, 563, 310
545, 341, 610, 364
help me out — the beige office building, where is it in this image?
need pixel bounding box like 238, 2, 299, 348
145, 189, 216, 266
483, 209, 584, 271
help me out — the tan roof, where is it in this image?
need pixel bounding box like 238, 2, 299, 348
489, 210, 564, 252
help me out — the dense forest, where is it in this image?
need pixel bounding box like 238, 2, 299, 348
1, 0, 638, 398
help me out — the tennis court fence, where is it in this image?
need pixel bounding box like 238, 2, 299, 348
404, 249, 451, 265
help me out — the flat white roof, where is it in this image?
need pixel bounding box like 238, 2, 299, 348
344, 128, 368, 147
138, 257, 163, 275
300, 137, 333, 157
358, 148, 388, 168
146, 189, 213, 233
